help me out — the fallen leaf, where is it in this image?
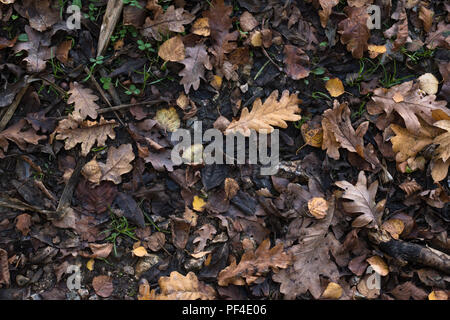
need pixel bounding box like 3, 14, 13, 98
382, 219, 404, 240
239, 11, 258, 32
321, 282, 343, 299
338, 6, 370, 58
325, 78, 345, 97
133, 246, 148, 257
366, 256, 389, 276
92, 275, 114, 298
15, 213, 32, 236
283, 45, 310, 80
67, 82, 100, 121
193, 223, 217, 253
147, 232, 166, 252
419, 5, 434, 33
179, 44, 212, 93
0, 248, 10, 286
335, 171, 384, 229
429, 290, 448, 300
218, 238, 292, 286
158, 36, 185, 62
82, 143, 135, 185
318, 0, 339, 28
368, 44, 386, 58
155, 107, 180, 132
390, 281, 427, 300
151, 271, 216, 300
16, 0, 60, 32
301, 119, 323, 148
192, 196, 206, 212
0, 119, 46, 157
225, 90, 301, 136
86, 259, 94, 271
191, 17, 210, 36
307, 197, 328, 219
224, 178, 239, 199
54, 117, 117, 157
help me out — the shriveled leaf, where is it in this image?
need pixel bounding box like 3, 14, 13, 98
218, 238, 292, 286
225, 90, 301, 136
179, 44, 212, 93
151, 271, 215, 300
338, 6, 370, 59
0, 119, 46, 156
307, 197, 328, 219
283, 45, 310, 80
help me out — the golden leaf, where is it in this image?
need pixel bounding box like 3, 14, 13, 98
321, 282, 343, 299
86, 258, 95, 271
152, 271, 216, 300
133, 246, 148, 257
192, 196, 206, 212
307, 197, 328, 219
368, 44, 386, 59
191, 18, 210, 36
155, 107, 180, 132
325, 78, 345, 97
366, 256, 389, 276
301, 121, 323, 148
225, 90, 301, 136
428, 290, 448, 301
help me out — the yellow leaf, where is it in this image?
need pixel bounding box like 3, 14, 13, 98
368, 44, 386, 58
155, 107, 180, 132
301, 121, 323, 148
158, 36, 185, 62
325, 78, 345, 97
382, 218, 405, 240
192, 196, 206, 212
133, 246, 148, 257
428, 290, 448, 300
321, 282, 343, 299
307, 197, 328, 219
366, 256, 389, 276
87, 258, 95, 271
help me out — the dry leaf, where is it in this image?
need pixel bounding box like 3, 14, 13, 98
191, 18, 210, 36
15, 213, 32, 236
86, 258, 95, 271
142, 5, 194, 41
218, 238, 292, 286
158, 36, 185, 62
155, 107, 180, 132
368, 44, 386, 59
54, 117, 117, 157
318, 0, 339, 28
192, 196, 206, 212
399, 180, 422, 196
367, 81, 449, 132
338, 6, 370, 59
239, 11, 258, 32
321, 282, 343, 299
17, 0, 60, 32
325, 78, 345, 97
283, 45, 310, 80
418, 73, 439, 95
429, 290, 448, 300
432, 120, 450, 182
0, 248, 10, 286
384, 1, 409, 51
307, 197, 328, 219
193, 223, 216, 253
92, 275, 114, 298
151, 271, 215, 300
82, 144, 135, 185
366, 256, 389, 276
301, 119, 323, 148
133, 246, 148, 257
67, 82, 100, 121
382, 219, 405, 240
179, 44, 212, 93
419, 6, 433, 33
335, 171, 383, 229
225, 90, 301, 136
0, 119, 46, 157
224, 178, 239, 199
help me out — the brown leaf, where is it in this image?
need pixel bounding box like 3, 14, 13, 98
224, 178, 239, 199
366, 255, 389, 276
218, 238, 292, 286
0, 36, 17, 50
399, 180, 422, 196
203, 0, 238, 66
307, 197, 328, 219
0, 119, 46, 157
142, 5, 194, 41
67, 82, 100, 121
239, 11, 258, 32
15, 213, 32, 236
338, 6, 370, 58
321, 100, 380, 168
318, 0, 339, 28
283, 45, 310, 80
390, 282, 427, 300
419, 6, 434, 33
225, 90, 301, 136
384, 1, 408, 51
80, 243, 113, 259
179, 44, 212, 94
367, 81, 449, 133
191, 17, 210, 36
92, 275, 114, 298
0, 248, 10, 286
426, 21, 450, 50
82, 143, 134, 185
273, 197, 340, 299
193, 223, 217, 253
55, 40, 72, 64
151, 271, 216, 300
16, 0, 60, 32
76, 180, 117, 213
147, 232, 166, 252
158, 36, 185, 62
54, 117, 117, 157
335, 171, 383, 229
171, 216, 190, 250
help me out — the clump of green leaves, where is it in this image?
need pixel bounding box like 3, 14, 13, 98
104, 212, 137, 256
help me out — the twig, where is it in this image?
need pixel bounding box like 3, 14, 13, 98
261, 47, 282, 71
0, 82, 29, 131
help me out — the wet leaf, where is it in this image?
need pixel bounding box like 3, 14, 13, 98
92, 275, 114, 298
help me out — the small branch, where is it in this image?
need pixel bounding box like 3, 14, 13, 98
0, 82, 29, 131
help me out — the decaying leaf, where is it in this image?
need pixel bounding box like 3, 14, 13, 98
382, 219, 405, 240
225, 90, 301, 136
150, 271, 216, 300
0, 119, 46, 157
158, 36, 185, 62
81, 143, 135, 185
0, 248, 10, 286
335, 171, 384, 229
218, 238, 292, 286
318, 0, 339, 28
283, 45, 310, 80
155, 107, 180, 132
67, 82, 100, 121
432, 119, 450, 182
338, 6, 370, 59
307, 197, 328, 219
321, 282, 343, 299
92, 275, 114, 298
191, 17, 210, 36
54, 117, 117, 157
15, 213, 32, 236
16, 0, 60, 32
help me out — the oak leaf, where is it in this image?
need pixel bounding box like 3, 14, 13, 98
367, 81, 449, 132
218, 238, 292, 286
67, 82, 100, 121
81, 143, 134, 185
225, 90, 301, 136
318, 0, 339, 28
145, 271, 216, 300
54, 117, 117, 157
0, 119, 46, 157
432, 120, 450, 182
272, 197, 340, 299
335, 171, 384, 229
178, 44, 212, 93
338, 6, 370, 59
142, 5, 194, 41
15, 0, 60, 32
384, 1, 409, 51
